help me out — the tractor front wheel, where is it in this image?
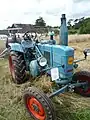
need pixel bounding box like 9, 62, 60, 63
73, 71, 90, 97
23, 87, 55, 120
9, 51, 26, 84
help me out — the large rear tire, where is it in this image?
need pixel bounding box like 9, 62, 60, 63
73, 71, 90, 97
9, 51, 26, 84
23, 87, 55, 120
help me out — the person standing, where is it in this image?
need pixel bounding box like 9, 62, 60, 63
48, 30, 55, 40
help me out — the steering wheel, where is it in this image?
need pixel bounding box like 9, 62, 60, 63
23, 31, 38, 41
23, 31, 31, 40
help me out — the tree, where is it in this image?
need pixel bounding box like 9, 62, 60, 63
35, 17, 46, 27
79, 18, 90, 34
34, 17, 48, 33
74, 19, 79, 23
74, 17, 84, 29
67, 19, 73, 29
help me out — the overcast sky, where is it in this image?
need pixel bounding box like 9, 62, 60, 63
0, 0, 90, 29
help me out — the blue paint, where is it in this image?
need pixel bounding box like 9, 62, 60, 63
8, 14, 74, 82
29, 60, 39, 77
9, 40, 35, 53
21, 40, 35, 49
59, 14, 68, 46
38, 43, 74, 79
38, 44, 53, 67
49, 85, 68, 98
8, 43, 24, 52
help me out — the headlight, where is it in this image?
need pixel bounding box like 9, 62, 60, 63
68, 57, 74, 65
38, 57, 47, 67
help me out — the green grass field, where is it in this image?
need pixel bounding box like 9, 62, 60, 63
0, 39, 90, 120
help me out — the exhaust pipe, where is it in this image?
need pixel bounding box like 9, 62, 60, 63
59, 14, 68, 46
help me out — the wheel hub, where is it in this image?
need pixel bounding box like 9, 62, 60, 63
32, 104, 39, 112
27, 97, 46, 120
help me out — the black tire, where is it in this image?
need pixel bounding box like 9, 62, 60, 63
9, 51, 26, 84
23, 87, 55, 120
73, 71, 90, 97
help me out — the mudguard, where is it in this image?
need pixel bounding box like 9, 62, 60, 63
8, 43, 24, 53
29, 60, 40, 77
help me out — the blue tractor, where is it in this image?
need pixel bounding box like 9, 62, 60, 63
1, 14, 90, 120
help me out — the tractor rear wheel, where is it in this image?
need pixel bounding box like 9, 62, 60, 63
23, 87, 55, 120
9, 51, 26, 84
73, 71, 90, 97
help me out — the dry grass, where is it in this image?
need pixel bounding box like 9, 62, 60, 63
54, 34, 90, 44
69, 34, 90, 43
0, 40, 6, 53
0, 37, 90, 120
0, 40, 5, 48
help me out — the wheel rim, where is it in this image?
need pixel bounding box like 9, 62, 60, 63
27, 96, 46, 120
75, 75, 90, 96
9, 56, 15, 79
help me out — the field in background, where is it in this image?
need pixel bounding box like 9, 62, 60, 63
0, 35, 90, 120
54, 34, 90, 44
69, 34, 90, 43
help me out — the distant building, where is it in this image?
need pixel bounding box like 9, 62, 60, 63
0, 24, 48, 37
7, 24, 48, 34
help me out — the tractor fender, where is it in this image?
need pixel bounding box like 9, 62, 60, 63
8, 43, 24, 53
29, 60, 40, 77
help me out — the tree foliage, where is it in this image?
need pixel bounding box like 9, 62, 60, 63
35, 17, 46, 27
68, 17, 90, 34
67, 19, 73, 29
79, 18, 90, 34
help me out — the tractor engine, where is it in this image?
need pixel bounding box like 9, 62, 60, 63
38, 44, 74, 80
37, 14, 74, 83
28, 14, 74, 81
